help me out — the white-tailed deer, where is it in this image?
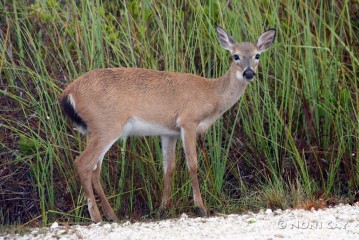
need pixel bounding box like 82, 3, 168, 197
60, 25, 276, 222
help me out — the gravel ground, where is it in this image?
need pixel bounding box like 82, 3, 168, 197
2, 204, 358, 240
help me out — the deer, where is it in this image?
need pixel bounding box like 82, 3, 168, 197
60, 25, 276, 223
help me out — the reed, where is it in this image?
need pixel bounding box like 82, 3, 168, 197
0, 0, 357, 225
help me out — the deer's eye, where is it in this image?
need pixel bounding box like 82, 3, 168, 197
255, 54, 260, 60
233, 54, 240, 61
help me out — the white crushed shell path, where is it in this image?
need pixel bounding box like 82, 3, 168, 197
2, 204, 358, 240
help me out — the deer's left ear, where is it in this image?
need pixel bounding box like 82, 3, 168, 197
256, 29, 276, 53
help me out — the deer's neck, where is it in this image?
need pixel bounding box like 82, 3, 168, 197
213, 63, 249, 113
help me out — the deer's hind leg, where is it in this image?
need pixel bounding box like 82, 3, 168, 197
75, 133, 120, 223
91, 140, 119, 222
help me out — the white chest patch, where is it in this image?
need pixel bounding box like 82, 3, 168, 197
122, 118, 180, 137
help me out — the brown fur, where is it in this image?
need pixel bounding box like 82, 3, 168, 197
60, 26, 276, 222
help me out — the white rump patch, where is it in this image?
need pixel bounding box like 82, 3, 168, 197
68, 94, 76, 109
68, 94, 89, 135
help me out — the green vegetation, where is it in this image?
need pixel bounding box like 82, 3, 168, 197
0, 0, 358, 226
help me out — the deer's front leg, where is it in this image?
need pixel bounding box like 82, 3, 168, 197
161, 136, 177, 209
180, 125, 207, 216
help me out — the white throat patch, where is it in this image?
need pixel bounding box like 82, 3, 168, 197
236, 71, 244, 80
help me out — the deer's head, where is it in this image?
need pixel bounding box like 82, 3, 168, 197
216, 25, 276, 82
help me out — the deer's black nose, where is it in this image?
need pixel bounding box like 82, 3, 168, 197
243, 69, 255, 80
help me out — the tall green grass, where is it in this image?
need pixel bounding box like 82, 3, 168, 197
0, 0, 357, 225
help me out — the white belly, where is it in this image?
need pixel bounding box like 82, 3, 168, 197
122, 118, 180, 137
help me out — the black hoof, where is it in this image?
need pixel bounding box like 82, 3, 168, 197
194, 207, 207, 217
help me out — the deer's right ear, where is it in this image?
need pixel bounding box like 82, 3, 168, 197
216, 25, 236, 52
